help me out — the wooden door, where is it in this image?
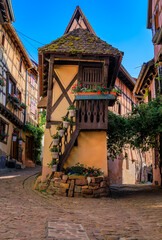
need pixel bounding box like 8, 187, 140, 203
26, 136, 34, 161
12, 139, 18, 160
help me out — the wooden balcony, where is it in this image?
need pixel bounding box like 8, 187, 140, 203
0, 103, 24, 128
75, 94, 116, 130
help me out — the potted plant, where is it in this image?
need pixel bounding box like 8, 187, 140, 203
52, 132, 59, 146
56, 124, 65, 137
12, 132, 18, 141
48, 159, 58, 172
62, 116, 71, 128
67, 104, 76, 117
50, 146, 59, 159
20, 102, 27, 110
0, 77, 6, 87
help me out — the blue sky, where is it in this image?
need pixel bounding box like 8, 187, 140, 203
12, 0, 154, 78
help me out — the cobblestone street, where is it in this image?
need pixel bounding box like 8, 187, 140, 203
0, 167, 162, 240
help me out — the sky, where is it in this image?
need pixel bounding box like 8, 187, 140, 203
12, 0, 154, 78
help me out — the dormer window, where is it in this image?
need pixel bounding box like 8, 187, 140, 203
79, 63, 103, 88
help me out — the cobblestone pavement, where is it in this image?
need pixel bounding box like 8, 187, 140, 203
0, 167, 162, 240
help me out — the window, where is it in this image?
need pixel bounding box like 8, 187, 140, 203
2, 33, 5, 47
31, 98, 36, 115
6, 72, 17, 103
79, 63, 103, 88
8, 78, 16, 95
19, 58, 22, 73
152, 6, 159, 36
0, 117, 9, 144
30, 75, 35, 89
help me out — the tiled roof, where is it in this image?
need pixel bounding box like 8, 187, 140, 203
39, 29, 123, 56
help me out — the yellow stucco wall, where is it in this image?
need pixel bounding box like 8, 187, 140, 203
64, 131, 108, 176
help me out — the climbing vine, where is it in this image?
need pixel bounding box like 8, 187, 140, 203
107, 96, 162, 160
23, 123, 44, 163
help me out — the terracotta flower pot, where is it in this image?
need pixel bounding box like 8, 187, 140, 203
63, 121, 70, 128
58, 129, 65, 137
109, 92, 117, 96
76, 92, 97, 95
51, 152, 59, 159
69, 110, 75, 117
53, 138, 59, 146
51, 164, 57, 172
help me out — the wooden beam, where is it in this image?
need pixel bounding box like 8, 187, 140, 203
51, 73, 78, 113
53, 71, 72, 105
46, 55, 54, 125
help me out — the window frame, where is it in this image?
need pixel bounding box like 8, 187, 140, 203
6, 72, 17, 104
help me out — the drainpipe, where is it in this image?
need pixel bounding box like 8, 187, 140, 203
24, 67, 33, 125
24, 69, 28, 125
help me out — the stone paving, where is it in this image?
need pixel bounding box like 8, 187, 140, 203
0, 167, 162, 240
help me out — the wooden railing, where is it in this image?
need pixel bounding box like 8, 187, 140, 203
76, 99, 108, 130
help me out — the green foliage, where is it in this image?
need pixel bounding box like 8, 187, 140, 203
62, 116, 71, 122
23, 123, 44, 163
67, 104, 76, 110
63, 163, 103, 177
50, 146, 58, 152
48, 159, 57, 166
56, 123, 63, 130
52, 132, 59, 139
107, 96, 162, 159
38, 110, 46, 130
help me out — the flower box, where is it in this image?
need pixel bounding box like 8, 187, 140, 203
75, 93, 117, 100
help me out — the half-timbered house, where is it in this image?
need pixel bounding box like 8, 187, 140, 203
39, 6, 124, 181
0, 0, 38, 168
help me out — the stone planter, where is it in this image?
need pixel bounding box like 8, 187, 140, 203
51, 165, 57, 172
51, 152, 59, 159
12, 136, 17, 142
53, 138, 59, 146
63, 121, 70, 128
58, 129, 65, 137
69, 110, 75, 117
38, 173, 110, 198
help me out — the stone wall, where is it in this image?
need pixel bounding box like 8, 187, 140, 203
36, 172, 110, 198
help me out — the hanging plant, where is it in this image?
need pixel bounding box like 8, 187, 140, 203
0, 77, 6, 87
20, 102, 27, 109
0, 132, 9, 140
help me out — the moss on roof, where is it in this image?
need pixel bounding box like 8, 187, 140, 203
39, 29, 123, 56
